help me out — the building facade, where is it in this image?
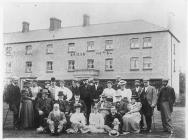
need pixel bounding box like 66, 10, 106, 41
4, 15, 180, 99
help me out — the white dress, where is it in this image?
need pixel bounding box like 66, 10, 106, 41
30, 86, 41, 99
116, 88, 132, 102
102, 88, 116, 98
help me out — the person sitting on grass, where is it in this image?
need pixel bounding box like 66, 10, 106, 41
66, 103, 89, 134
87, 105, 105, 133
122, 95, 142, 134
47, 103, 67, 135
104, 106, 123, 136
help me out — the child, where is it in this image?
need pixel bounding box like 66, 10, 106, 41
47, 103, 67, 135
66, 103, 88, 134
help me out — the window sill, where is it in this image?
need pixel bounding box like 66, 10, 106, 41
130, 69, 139, 71
105, 69, 114, 71
130, 47, 140, 49
105, 49, 114, 51
46, 53, 54, 54
25, 54, 32, 55
25, 71, 32, 73
68, 51, 75, 53
143, 68, 152, 70
87, 50, 95, 52
46, 70, 53, 73
143, 46, 152, 49
68, 70, 75, 72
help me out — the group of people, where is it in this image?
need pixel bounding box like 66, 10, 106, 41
3, 76, 176, 136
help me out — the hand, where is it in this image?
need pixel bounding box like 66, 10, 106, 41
31, 97, 35, 100
39, 110, 44, 115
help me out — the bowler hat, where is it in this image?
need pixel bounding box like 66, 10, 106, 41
51, 77, 56, 82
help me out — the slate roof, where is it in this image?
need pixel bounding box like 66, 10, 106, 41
4, 19, 178, 44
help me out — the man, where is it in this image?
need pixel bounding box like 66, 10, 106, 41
113, 76, 121, 90
35, 89, 53, 131
59, 80, 73, 101
157, 79, 176, 134
90, 78, 103, 104
4, 77, 21, 129
140, 79, 157, 132
30, 80, 42, 100
69, 79, 80, 101
102, 81, 116, 99
48, 77, 60, 101
131, 80, 142, 101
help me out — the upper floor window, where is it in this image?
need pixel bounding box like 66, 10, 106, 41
87, 59, 94, 69
68, 43, 75, 53
47, 61, 53, 72
130, 57, 139, 70
6, 61, 12, 73
105, 40, 113, 50
105, 58, 113, 71
143, 57, 152, 70
87, 41, 95, 51
143, 37, 152, 48
46, 44, 53, 54
6, 47, 12, 55
25, 45, 32, 55
130, 38, 139, 49
25, 61, 32, 73
68, 60, 75, 71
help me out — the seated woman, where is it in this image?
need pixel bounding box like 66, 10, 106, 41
88, 105, 105, 133
20, 87, 34, 129
66, 103, 88, 134
122, 95, 142, 133
47, 103, 67, 135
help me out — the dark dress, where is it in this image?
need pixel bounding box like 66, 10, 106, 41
20, 91, 34, 128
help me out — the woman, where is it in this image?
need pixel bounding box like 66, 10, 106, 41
122, 95, 142, 133
20, 88, 34, 129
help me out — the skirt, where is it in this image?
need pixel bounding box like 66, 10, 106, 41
20, 100, 34, 128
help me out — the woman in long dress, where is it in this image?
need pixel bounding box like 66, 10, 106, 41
20, 87, 34, 128
122, 95, 142, 133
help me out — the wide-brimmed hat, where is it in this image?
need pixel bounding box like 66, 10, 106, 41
162, 78, 169, 82
135, 80, 140, 83
118, 80, 127, 86
106, 96, 113, 102
109, 129, 120, 137
58, 91, 65, 96
107, 81, 113, 84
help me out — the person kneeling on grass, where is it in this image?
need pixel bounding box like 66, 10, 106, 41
66, 103, 89, 134
87, 105, 105, 133
47, 103, 67, 135
122, 95, 142, 133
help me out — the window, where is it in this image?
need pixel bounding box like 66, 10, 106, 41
143, 37, 152, 48
87, 59, 94, 69
25, 61, 32, 73
6, 62, 11, 73
47, 61, 53, 72
130, 38, 139, 49
143, 57, 152, 70
68, 43, 75, 53
173, 44, 176, 55
105, 40, 113, 50
105, 58, 113, 71
174, 59, 176, 72
87, 41, 94, 51
25, 45, 32, 55
6, 47, 12, 55
46, 44, 53, 54
130, 57, 139, 70
68, 60, 75, 71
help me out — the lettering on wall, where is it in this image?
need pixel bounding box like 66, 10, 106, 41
70, 50, 112, 56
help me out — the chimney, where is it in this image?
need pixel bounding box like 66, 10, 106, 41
49, 17, 61, 31
22, 21, 29, 32
83, 14, 90, 27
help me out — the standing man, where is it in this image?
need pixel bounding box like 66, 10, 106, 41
157, 79, 176, 134
140, 79, 157, 132
90, 78, 103, 103
69, 79, 80, 101
48, 77, 59, 101
4, 77, 21, 129
113, 76, 121, 90
59, 80, 73, 101
131, 80, 142, 101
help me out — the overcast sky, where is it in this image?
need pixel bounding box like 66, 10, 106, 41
3, 0, 187, 71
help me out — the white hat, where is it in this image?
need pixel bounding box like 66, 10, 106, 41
118, 80, 127, 86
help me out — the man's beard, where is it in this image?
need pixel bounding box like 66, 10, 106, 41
53, 110, 61, 117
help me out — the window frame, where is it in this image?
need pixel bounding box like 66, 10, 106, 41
130, 57, 139, 71
143, 37, 152, 49
46, 61, 53, 73
46, 44, 54, 54
105, 58, 113, 71
25, 45, 32, 55
68, 43, 75, 53
25, 61, 32, 73
143, 57, 152, 70
105, 40, 113, 51
87, 59, 94, 69
130, 38, 139, 49
87, 41, 95, 52
68, 60, 75, 72
6, 47, 12, 56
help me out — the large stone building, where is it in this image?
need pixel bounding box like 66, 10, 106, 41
4, 15, 180, 99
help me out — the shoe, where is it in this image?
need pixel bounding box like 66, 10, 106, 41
133, 130, 140, 134
169, 130, 174, 134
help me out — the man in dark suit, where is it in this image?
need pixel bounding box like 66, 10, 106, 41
157, 79, 176, 134
90, 78, 103, 103
131, 80, 142, 101
69, 79, 80, 101
4, 77, 21, 129
140, 79, 157, 132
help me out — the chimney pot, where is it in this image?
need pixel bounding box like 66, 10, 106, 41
22, 21, 29, 32
83, 14, 90, 27
50, 17, 62, 31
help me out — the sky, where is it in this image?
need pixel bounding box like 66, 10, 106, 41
2, 0, 187, 72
